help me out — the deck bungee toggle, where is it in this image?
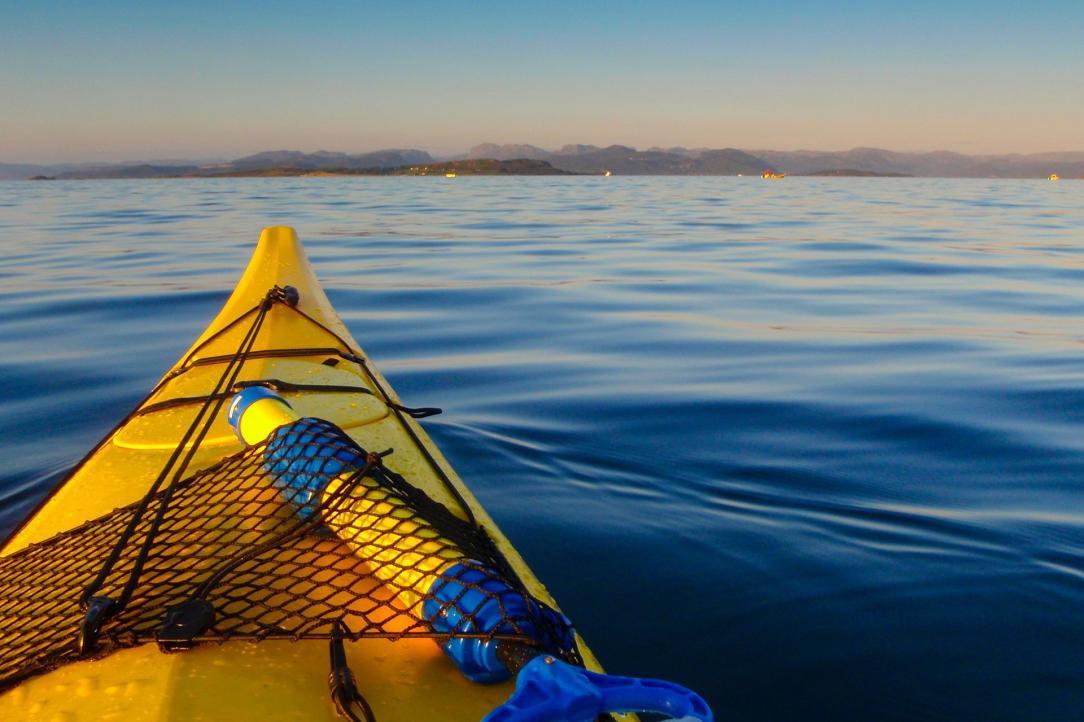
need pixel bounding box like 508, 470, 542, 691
230, 385, 713, 721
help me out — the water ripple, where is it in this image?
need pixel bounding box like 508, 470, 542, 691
2, 177, 1083, 720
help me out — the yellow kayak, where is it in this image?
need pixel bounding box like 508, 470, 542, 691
0, 227, 606, 721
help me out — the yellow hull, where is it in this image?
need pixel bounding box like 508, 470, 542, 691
0, 227, 603, 721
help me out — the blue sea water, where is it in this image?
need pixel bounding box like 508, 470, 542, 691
1, 177, 1083, 720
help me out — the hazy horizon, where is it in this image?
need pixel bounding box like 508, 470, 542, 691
4, 1, 1082, 164
7, 142, 1084, 169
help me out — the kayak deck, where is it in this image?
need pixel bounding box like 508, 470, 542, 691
0, 227, 603, 721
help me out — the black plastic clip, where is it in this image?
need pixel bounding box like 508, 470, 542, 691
157, 598, 215, 652
328, 620, 375, 722
77, 595, 117, 655
388, 402, 443, 419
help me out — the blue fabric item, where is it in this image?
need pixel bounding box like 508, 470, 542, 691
484, 654, 714, 722
260, 418, 362, 518
422, 562, 575, 684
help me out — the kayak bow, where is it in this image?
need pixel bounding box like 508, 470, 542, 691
0, 227, 709, 722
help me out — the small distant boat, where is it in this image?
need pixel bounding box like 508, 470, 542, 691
602, 170, 612, 177
762, 169, 785, 180
1048, 173, 1060, 181
445, 172, 456, 178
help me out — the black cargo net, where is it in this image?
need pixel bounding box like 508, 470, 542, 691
0, 417, 578, 691
0, 286, 580, 695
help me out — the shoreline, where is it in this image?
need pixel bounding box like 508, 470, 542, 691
25, 172, 1082, 181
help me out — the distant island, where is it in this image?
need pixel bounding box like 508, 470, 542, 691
215, 159, 575, 177
799, 169, 912, 177
4, 144, 1084, 180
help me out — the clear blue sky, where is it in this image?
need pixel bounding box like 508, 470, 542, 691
3, 0, 1082, 162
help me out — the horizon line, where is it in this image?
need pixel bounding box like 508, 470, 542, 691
7, 143, 1084, 167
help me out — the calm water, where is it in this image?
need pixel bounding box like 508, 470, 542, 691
2, 177, 1083, 720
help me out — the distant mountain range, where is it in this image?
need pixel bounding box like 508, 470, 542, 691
463, 143, 1084, 177
216, 158, 573, 177
752, 147, 1084, 178
463, 144, 769, 175
4, 144, 1084, 180
6, 149, 437, 180
223, 149, 433, 172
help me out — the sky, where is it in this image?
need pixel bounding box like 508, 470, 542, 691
2, 1, 1082, 163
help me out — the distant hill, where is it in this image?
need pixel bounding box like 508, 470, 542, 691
466, 143, 549, 160
540, 145, 768, 175
55, 164, 200, 179
0, 157, 227, 180
0, 162, 105, 180
460, 143, 770, 175
394, 159, 572, 174
646, 146, 714, 157
694, 149, 774, 175
213, 149, 433, 173
213, 159, 574, 177
2, 149, 435, 180
455, 143, 1084, 176
801, 168, 911, 177
553, 144, 604, 156
753, 147, 1084, 178
387, 159, 573, 175
547, 144, 768, 173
